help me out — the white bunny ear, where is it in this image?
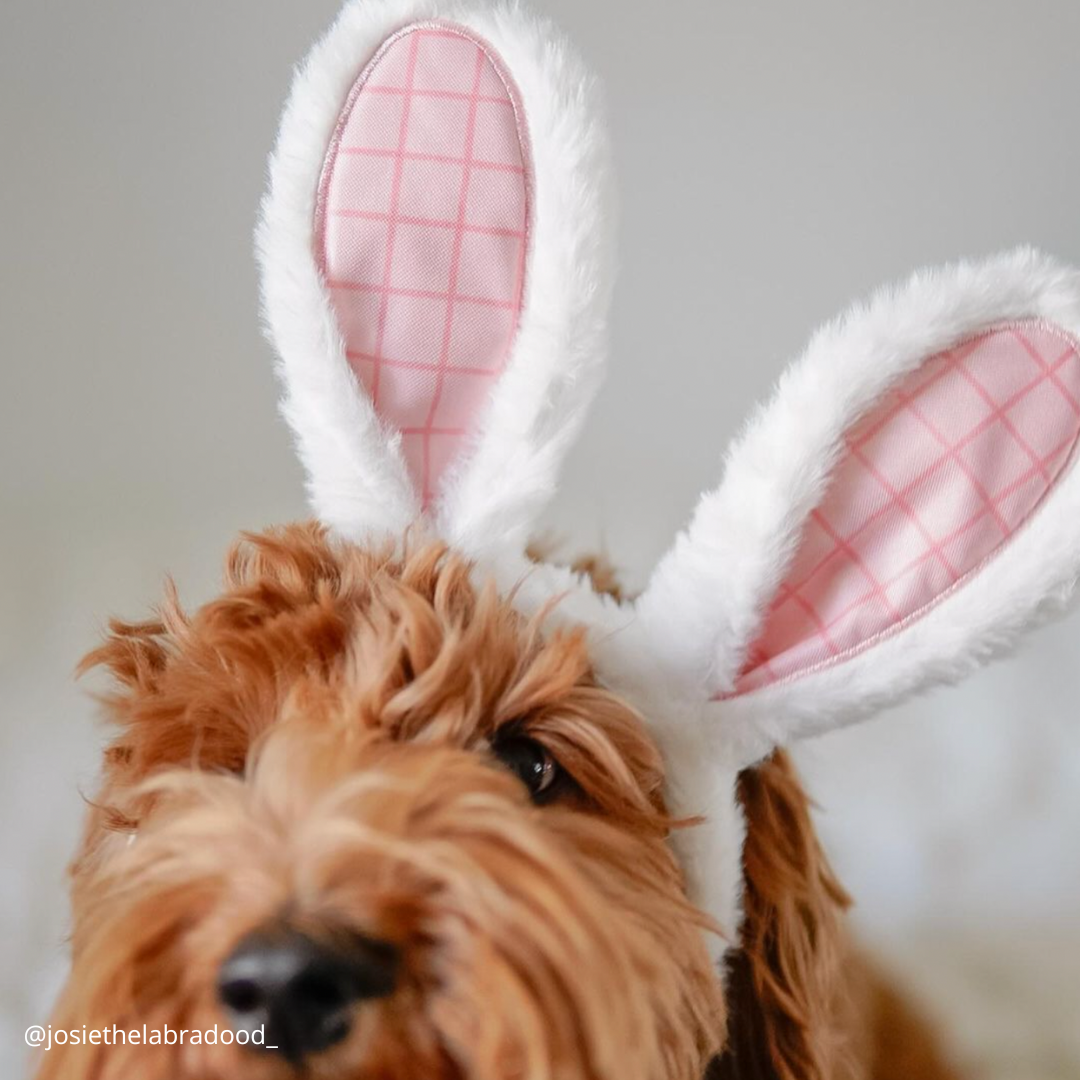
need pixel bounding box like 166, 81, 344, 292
636, 249, 1080, 766
257, 0, 614, 554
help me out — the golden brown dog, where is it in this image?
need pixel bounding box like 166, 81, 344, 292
35, 524, 957, 1080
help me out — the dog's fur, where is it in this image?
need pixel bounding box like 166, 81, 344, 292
37, 523, 956, 1080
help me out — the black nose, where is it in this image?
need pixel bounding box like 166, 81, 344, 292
217, 926, 399, 1064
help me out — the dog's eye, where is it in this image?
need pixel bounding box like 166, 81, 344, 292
492, 736, 560, 801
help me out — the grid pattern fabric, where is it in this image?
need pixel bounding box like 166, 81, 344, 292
317, 24, 529, 505
735, 322, 1080, 694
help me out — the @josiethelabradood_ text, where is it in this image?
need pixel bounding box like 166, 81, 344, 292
26, 1024, 272, 1051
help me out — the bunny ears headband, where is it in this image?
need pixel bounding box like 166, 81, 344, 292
259, 0, 1080, 954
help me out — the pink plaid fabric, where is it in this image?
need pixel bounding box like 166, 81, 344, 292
317, 24, 529, 505
735, 322, 1080, 694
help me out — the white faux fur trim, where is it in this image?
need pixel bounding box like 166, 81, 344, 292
633, 248, 1080, 767
636, 696, 746, 963
257, 0, 615, 553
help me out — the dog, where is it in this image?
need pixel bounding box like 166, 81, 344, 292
36, 525, 957, 1080
33, 1, 1080, 1077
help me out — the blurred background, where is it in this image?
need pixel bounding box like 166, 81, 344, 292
2, 1, 1079, 1077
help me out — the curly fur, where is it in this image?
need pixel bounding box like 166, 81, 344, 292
34, 524, 959, 1080
38, 525, 722, 1080
717, 751, 853, 1079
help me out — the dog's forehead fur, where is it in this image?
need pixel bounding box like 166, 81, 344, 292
91, 524, 664, 802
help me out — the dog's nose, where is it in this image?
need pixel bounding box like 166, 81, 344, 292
217, 926, 399, 1064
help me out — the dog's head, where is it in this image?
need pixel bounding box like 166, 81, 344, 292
38, 1, 1080, 1078
47, 527, 722, 1080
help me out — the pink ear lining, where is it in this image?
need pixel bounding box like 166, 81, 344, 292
733, 321, 1080, 695
316, 23, 531, 507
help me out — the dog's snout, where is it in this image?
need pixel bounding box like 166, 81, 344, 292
217, 926, 399, 1064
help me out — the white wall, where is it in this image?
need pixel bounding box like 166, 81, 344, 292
3, 1, 1079, 1076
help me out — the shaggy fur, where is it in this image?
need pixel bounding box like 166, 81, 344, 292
720, 754, 957, 1080
35, 524, 957, 1080
38, 525, 720, 1080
